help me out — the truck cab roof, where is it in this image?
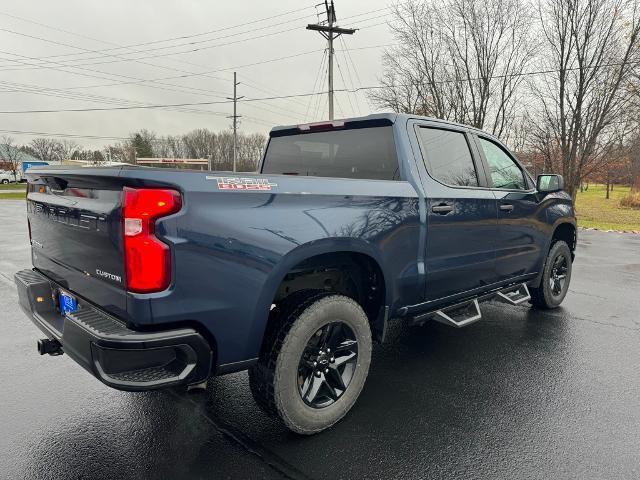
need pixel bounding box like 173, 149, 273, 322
270, 112, 491, 139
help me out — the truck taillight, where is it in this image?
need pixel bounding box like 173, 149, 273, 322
122, 187, 181, 293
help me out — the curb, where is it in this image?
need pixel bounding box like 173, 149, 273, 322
579, 226, 640, 235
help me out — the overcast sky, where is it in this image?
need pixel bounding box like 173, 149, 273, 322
0, 0, 393, 148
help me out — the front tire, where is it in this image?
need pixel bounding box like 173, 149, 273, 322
249, 292, 372, 435
530, 240, 572, 309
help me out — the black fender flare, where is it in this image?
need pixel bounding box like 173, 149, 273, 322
247, 238, 392, 356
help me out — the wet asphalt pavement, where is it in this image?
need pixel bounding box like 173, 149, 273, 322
1, 199, 639, 480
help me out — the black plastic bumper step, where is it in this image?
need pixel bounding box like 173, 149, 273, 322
14, 268, 213, 391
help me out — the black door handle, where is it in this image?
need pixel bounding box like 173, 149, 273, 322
432, 204, 453, 214
500, 204, 514, 212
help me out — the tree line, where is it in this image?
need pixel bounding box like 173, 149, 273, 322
1, 128, 267, 174
107, 129, 266, 172
370, 0, 640, 198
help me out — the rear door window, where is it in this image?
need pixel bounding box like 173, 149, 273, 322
262, 126, 400, 180
416, 127, 479, 187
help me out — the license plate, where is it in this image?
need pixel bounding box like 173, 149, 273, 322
58, 290, 77, 315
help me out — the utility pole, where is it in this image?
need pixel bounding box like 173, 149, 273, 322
226, 71, 243, 172
307, 0, 355, 120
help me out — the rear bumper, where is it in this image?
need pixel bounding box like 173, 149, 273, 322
14, 269, 213, 391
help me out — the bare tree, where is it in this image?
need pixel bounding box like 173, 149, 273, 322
632, 155, 640, 192
627, 130, 640, 192
182, 129, 216, 159
369, 0, 534, 139
29, 137, 59, 162
237, 132, 267, 171
528, 125, 561, 173
215, 131, 235, 170
56, 140, 80, 161
0, 135, 23, 177
102, 142, 135, 163
533, 0, 640, 199
165, 135, 186, 158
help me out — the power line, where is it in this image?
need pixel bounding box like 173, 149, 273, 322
239, 93, 308, 121
0, 6, 323, 116
243, 101, 305, 123
306, 0, 356, 120
0, 128, 130, 140
334, 53, 355, 116
314, 51, 330, 120
240, 114, 275, 127
0, 6, 389, 70
306, 49, 328, 121
0, 6, 391, 133
0, 43, 390, 115
0, 11, 393, 115
0, 4, 319, 65
339, 36, 364, 115
0, 79, 229, 117
0, 21, 310, 71
2, 58, 638, 115
239, 75, 311, 111
0, 48, 325, 97
0, 48, 267, 113
0, 50, 233, 101
0, 20, 321, 104
43, 45, 388, 96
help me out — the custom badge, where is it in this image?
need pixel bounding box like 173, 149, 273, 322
206, 176, 278, 191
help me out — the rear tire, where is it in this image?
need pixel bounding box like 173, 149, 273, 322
530, 240, 572, 309
1, 179, 8, 184
249, 291, 372, 435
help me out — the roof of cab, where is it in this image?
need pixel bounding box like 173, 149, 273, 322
269, 112, 491, 138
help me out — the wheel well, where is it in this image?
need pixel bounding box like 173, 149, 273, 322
271, 251, 386, 328
552, 223, 576, 253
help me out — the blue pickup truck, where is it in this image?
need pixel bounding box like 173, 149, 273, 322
15, 113, 576, 434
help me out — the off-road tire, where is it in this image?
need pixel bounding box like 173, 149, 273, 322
249, 290, 372, 435
530, 240, 572, 309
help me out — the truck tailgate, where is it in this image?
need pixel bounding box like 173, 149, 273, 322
26, 171, 127, 318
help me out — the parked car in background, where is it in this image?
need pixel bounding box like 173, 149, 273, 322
0, 170, 20, 184
14, 113, 576, 435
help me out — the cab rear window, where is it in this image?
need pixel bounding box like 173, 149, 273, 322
261, 126, 400, 181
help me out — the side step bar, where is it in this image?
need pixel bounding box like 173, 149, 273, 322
409, 282, 531, 328
431, 298, 482, 328
494, 283, 531, 305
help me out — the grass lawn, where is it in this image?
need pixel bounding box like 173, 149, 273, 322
0, 192, 25, 200
575, 184, 640, 231
0, 183, 26, 190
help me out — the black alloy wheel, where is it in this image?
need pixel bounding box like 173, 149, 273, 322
549, 253, 569, 297
298, 321, 359, 409
529, 240, 572, 309
249, 291, 372, 434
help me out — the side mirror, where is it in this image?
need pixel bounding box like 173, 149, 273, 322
537, 174, 564, 193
